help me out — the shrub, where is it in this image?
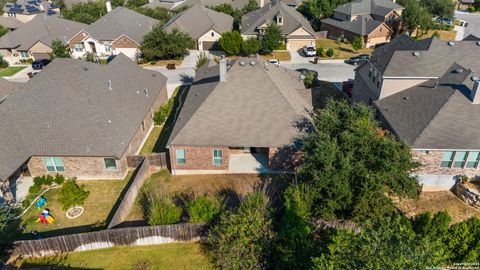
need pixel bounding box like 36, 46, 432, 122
53, 174, 65, 185
316, 47, 323, 57
469, 5, 475, 12
277, 43, 287, 50
195, 51, 210, 70
20, 58, 33, 64
242, 37, 260, 56
320, 49, 327, 57
186, 195, 224, 223
326, 48, 334, 57
58, 178, 89, 211
153, 97, 174, 125
303, 71, 315, 88
149, 61, 157, 65
0, 56, 8, 69
142, 191, 182, 225
432, 31, 441, 38
33, 175, 54, 187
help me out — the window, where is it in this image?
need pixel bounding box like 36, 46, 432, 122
43, 157, 64, 172
104, 158, 117, 171
453, 151, 467, 168
104, 43, 112, 52
213, 149, 223, 165
440, 151, 454, 168
466, 152, 480, 168
211, 31, 215, 37
20, 51, 29, 58
74, 43, 83, 52
278, 17, 283, 24
176, 149, 186, 165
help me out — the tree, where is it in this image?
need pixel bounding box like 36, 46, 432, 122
125, 0, 147, 8
50, 39, 70, 59
207, 192, 274, 269
351, 36, 363, 52
241, 0, 258, 14
242, 37, 260, 56
218, 31, 243, 55
186, 195, 224, 223
0, 25, 9, 38
422, 0, 455, 19
298, 0, 349, 30
398, 0, 432, 36
0, 204, 16, 233
212, 3, 235, 16
273, 185, 314, 270
135, 6, 172, 23
445, 217, 480, 263
62, 1, 107, 24
58, 179, 89, 211
299, 100, 421, 222
141, 26, 195, 60
0, 55, 8, 69
261, 23, 283, 52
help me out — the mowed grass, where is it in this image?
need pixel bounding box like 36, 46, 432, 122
20, 173, 132, 236
17, 243, 213, 270
140, 125, 163, 155
316, 38, 373, 59
260, 51, 292, 61
397, 191, 480, 224
0, 66, 26, 76
140, 59, 183, 67
420, 30, 457, 40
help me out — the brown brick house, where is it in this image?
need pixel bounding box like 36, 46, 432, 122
321, 0, 404, 48
166, 57, 313, 175
0, 54, 167, 203
351, 34, 480, 190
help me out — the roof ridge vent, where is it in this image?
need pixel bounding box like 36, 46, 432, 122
412, 51, 420, 57
448, 41, 455, 46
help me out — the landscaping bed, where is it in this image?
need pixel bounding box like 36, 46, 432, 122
0, 66, 26, 77
315, 38, 373, 59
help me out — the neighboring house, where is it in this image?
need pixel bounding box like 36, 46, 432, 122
2, 0, 60, 23
0, 54, 168, 203
241, 1, 316, 50
0, 77, 21, 103
167, 57, 313, 175
68, 7, 158, 60
0, 16, 23, 30
164, 5, 233, 51
457, 0, 474, 10
0, 15, 87, 64
321, 0, 403, 48
143, 0, 268, 11
351, 34, 480, 190
142, 0, 186, 11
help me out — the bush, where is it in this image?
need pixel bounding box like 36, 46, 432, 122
303, 71, 315, 88
58, 178, 89, 211
195, 51, 210, 70
20, 58, 33, 64
469, 5, 475, 12
277, 43, 287, 50
53, 175, 65, 185
142, 191, 182, 225
242, 37, 260, 56
316, 47, 323, 57
320, 49, 327, 57
153, 97, 174, 125
186, 195, 224, 223
149, 61, 157, 65
0, 56, 8, 69
33, 175, 54, 187
326, 48, 334, 57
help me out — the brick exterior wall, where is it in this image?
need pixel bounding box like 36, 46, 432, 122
412, 150, 480, 177
169, 146, 230, 171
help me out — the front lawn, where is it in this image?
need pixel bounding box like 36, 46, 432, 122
420, 30, 457, 40
140, 59, 183, 67
16, 243, 212, 270
260, 51, 292, 61
316, 38, 373, 59
0, 66, 26, 77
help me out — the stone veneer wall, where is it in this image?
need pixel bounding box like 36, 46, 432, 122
412, 150, 480, 177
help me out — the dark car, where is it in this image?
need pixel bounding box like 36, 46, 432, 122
346, 54, 370, 65
32, 59, 51, 70
295, 68, 318, 78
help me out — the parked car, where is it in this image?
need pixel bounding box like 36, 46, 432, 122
295, 68, 318, 78
346, 54, 369, 65
32, 59, 51, 70
303, 45, 317, 57
343, 80, 353, 97
268, 59, 280, 66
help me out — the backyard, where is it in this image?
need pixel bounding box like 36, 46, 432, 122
0, 66, 26, 77
16, 243, 212, 270
315, 38, 374, 59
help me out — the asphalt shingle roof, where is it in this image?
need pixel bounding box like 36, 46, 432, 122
3, 0, 59, 15
0, 54, 167, 181
321, 14, 384, 35
241, 2, 315, 36
334, 0, 403, 16
0, 15, 86, 50
0, 16, 23, 29
167, 57, 313, 148
0, 78, 22, 101
164, 5, 233, 39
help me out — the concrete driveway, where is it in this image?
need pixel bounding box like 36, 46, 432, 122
4, 65, 32, 83
144, 66, 195, 98
283, 61, 356, 83
454, 10, 480, 39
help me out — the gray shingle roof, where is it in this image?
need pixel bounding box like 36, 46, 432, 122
321, 14, 385, 35
0, 54, 167, 181
0, 15, 86, 50
0, 78, 22, 101
241, 2, 315, 36
376, 63, 480, 149
167, 57, 313, 148
86, 7, 159, 43
334, 0, 403, 16
0, 16, 23, 29
164, 5, 233, 39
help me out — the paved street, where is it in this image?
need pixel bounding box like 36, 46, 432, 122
454, 10, 480, 39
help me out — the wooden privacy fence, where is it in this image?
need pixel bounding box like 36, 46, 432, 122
10, 223, 206, 258
127, 152, 168, 168
107, 159, 150, 229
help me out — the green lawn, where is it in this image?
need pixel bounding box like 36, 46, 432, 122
17, 243, 212, 270
0, 66, 26, 77
260, 51, 292, 61
140, 125, 163, 155
316, 38, 373, 59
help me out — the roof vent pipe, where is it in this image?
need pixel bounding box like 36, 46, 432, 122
219, 55, 227, 82
448, 41, 455, 46
249, 61, 256, 66
470, 80, 480, 104
108, 80, 112, 91
477, 41, 480, 46
239, 61, 246, 66
412, 51, 420, 57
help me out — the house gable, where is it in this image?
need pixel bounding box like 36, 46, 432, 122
68, 30, 90, 48
111, 35, 140, 49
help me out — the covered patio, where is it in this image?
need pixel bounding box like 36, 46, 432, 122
228, 153, 270, 173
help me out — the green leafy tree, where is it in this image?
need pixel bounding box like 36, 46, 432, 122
186, 195, 224, 223
398, 0, 432, 36
299, 100, 421, 222
218, 31, 243, 55
125, 0, 147, 8
0, 55, 8, 69
207, 192, 274, 269
141, 26, 195, 60
261, 23, 283, 52
303, 71, 316, 88
58, 179, 89, 211
273, 185, 314, 270
242, 37, 260, 56
50, 39, 70, 59
351, 36, 363, 52
0, 204, 17, 233
212, 3, 235, 16
135, 6, 172, 22
422, 0, 455, 19
0, 25, 9, 38
241, 0, 258, 13
445, 217, 480, 263
298, 0, 349, 30
62, 1, 107, 24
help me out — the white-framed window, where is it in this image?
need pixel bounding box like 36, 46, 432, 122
74, 43, 84, 52
440, 151, 454, 168
466, 152, 480, 168
452, 151, 468, 168
104, 158, 117, 171
176, 149, 186, 165
211, 31, 215, 37
213, 149, 223, 165
104, 43, 112, 52
43, 157, 65, 172
19, 51, 29, 58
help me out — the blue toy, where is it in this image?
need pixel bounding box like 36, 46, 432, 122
36, 195, 47, 210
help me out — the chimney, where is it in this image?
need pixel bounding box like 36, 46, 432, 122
106, 0, 112, 12
219, 55, 227, 82
471, 80, 480, 104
